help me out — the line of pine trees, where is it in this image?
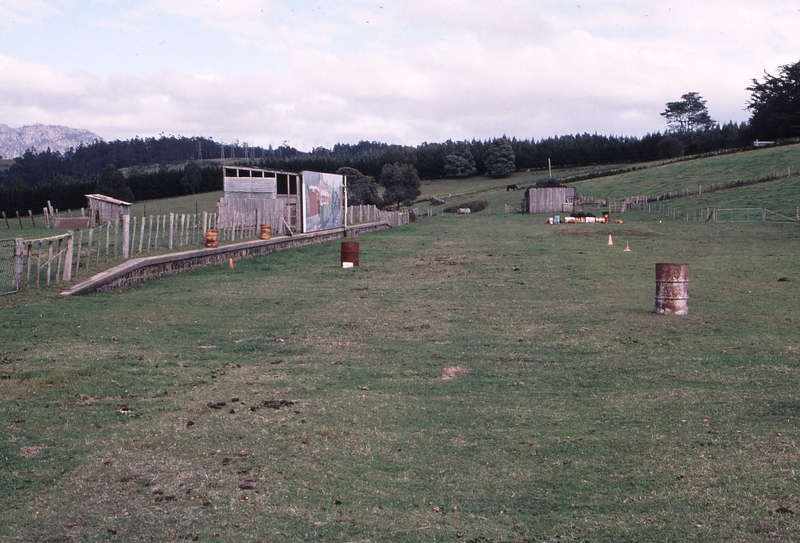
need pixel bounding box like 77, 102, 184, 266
0, 121, 753, 216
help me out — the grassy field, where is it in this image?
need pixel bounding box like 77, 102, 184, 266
417, 163, 640, 202
2, 206, 799, 541
572, 144, 800, 202
130, 192, 223, 217
416, 144, 800, 219
638, 175, 800, 220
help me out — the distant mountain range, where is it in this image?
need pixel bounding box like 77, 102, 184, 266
0, 123, 101, 159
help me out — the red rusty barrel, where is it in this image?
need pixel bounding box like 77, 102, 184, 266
655, 263, 690, 315
205, 229, 218, 248
341, 241, 359, 267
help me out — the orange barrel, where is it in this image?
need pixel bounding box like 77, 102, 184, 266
341, 241, 360, 267
205, 229, 219, 248
655, 263, 689, 315
260, 224, 271, 240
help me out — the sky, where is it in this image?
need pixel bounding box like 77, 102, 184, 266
1, 1, 800, 152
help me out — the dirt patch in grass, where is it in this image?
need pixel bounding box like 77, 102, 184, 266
438, 365, 469, 380
20, 445, 49, 458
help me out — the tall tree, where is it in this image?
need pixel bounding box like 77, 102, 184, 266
96, 164, 134, 202
484, 137, 515, 178
443, 141, 477, 178
661, 92, 716, 134
180, 161, 203, 194
378, 162, 420, 208
657, 136, 685, 159
747, 59, 800, 140
337, 166, 380, 206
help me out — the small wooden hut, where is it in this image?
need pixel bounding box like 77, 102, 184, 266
86, 194, 132, 226
522, 187, 577, 214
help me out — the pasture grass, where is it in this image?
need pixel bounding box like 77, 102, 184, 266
130, 192, 223, 217
2, 210, 799, 542
632, 176, 800, 219
573, 144, 800, 202
417, 164, 636, 202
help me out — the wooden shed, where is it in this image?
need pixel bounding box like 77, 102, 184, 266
522, 187, 577, 214
86, 194, 132, 226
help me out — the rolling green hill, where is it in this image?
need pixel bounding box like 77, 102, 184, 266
415, 144, 800, 219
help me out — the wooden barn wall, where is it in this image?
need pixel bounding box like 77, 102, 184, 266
526, 187, 576, 214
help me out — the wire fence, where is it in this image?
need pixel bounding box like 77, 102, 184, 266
634, 202, 799, 223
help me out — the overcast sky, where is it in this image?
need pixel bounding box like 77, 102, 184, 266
1, 1, 799, 151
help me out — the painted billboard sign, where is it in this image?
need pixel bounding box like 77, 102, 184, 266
302, 171, 344, 232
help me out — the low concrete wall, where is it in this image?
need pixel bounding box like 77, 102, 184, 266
61, 222, 390, 296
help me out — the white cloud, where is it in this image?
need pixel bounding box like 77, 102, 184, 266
0, 0, 59, 27
2, 1, 800, 149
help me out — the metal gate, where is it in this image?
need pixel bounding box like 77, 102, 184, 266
0, 238, 17, 296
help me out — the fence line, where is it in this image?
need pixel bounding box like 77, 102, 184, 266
9, 206, 404, 292
347, 205, 410, 226
638, 202, 799, 223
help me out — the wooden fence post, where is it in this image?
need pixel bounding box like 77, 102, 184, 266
12, 238, 24, 292
131, 216, 137, 254
97, 224, 103, 265
47, 240, 53, 285
139, 217, 145, 253
169, 213, 175, 250
56, 237, 64, 283
113, 220, 119, 258
35, 241, 42, 287
122, 215, 130, 258
76, 230, 83, 274
105, 222, 111, 261
63, 232, 74, 282
86, 227, 93, 271
147, 215, 153, 252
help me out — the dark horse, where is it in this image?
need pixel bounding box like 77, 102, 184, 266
506, 184, 518, 191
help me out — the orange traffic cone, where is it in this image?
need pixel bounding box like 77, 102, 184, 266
229, 258, 235, 269
607, 234, 613, 245
623, 241, 631, 252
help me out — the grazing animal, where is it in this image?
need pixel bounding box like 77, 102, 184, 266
506, 184, 518, 191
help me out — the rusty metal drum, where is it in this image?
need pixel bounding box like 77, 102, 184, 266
655, 263, 690, 315
341, 241, 359, 267
205, 229, 219, 248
